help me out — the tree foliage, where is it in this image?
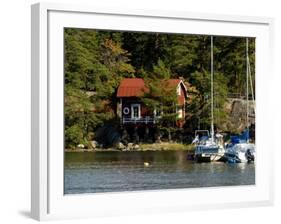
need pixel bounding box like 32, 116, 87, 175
64, 28, 255, 147
64, 28, 134, 148
141, 60, 178, 132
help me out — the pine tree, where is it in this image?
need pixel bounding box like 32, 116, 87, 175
141, 60, 178, 139
64, 28, 134, 148
64, 28, 255, 147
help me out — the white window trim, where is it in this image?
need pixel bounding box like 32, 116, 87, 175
131, 103, 141, 119
177, 84, 181, 95
154, 104, 163, 118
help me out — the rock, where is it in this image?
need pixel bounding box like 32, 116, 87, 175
117, 142, 125, 150
77, 144, 85, 149
222, 98, 255, 132
133, 144, 140, 150
121, 146, 130, 151
90, 141, 98, 149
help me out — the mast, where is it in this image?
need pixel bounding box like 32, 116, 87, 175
247, 40, 256, 113
210, 36, 214, 142
246, 38, 249, 143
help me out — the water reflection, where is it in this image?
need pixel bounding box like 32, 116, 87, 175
64, 151, 255, 194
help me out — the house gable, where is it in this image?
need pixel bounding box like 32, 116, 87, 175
117, 78, 188, 128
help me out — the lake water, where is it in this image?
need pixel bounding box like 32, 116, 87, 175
64, 151, 255, 194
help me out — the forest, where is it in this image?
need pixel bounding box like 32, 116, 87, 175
64, 28, 255, 149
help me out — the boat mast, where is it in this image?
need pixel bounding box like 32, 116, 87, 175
247, 40, 256, 113
246, 37, 249, 143
210, 36, 214, 142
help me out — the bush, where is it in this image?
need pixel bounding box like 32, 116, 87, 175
65, 125, 84, 149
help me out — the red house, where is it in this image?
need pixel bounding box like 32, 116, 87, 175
116, 78, 187, 128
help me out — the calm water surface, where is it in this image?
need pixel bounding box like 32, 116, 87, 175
64, 151, 255, 194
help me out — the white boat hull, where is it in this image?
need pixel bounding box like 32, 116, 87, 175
195, 152, 225, 162
194, 143, 225, 162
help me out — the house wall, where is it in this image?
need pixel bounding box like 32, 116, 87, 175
120, 97, 153, 119
118, 82, 187, 127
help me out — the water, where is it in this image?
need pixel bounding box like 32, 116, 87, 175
64, 151, 255, 194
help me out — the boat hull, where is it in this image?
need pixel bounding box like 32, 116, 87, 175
195, 153, 225, 162
194, 144, 225, 163
224, 143, 255, 163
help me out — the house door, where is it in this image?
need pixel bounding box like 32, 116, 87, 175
131, 104, 141, 119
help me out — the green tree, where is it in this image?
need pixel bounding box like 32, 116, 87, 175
64, 28, 256, 147
122, 32, 170, 72
64, 28, 134, 148
141, 60, 179, 140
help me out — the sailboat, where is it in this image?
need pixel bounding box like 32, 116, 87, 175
194, 36, 225, 162
224, 38, 256, 163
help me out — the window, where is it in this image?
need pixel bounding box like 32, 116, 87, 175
131, 104, 141, 119
154, 104, 163, 117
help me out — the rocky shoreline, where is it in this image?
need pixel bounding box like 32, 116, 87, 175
65, 142, 194, 153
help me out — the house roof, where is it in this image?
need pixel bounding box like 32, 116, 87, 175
117, 78, 148, 97
166, 79, 181, 87
117, 78, 187, 98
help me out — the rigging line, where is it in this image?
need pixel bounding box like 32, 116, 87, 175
247, 51, 256, 114
246, 38, 249, 142
248, 63, 255, 102
211, 36, 214, 142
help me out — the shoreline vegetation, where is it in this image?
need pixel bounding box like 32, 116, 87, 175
64, 29, 255, 150
65, 142, 195, 153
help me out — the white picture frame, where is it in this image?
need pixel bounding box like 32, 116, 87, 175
31, 2, 275, 221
